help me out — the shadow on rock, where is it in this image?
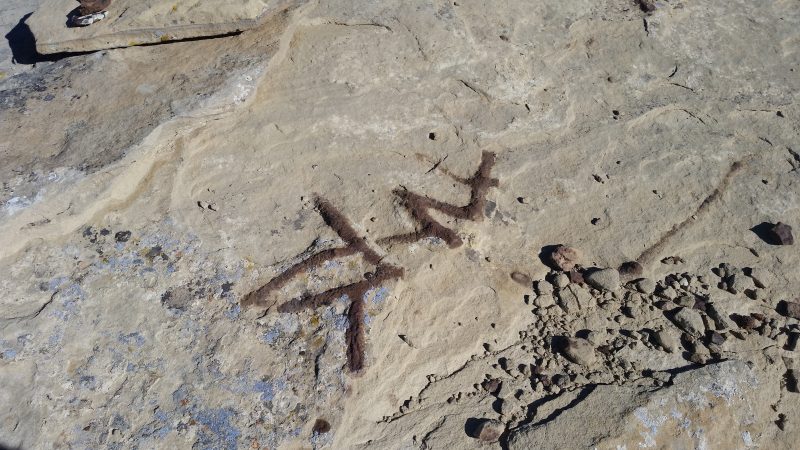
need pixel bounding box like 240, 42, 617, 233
463, 417, 484, 438
4, 13, 69, 66
750, 222, 781, 245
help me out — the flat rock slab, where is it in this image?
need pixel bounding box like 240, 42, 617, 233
507, 361, 770, 449
28, 0, 292, 54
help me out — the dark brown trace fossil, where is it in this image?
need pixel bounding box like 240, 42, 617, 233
242, 151, 498, 373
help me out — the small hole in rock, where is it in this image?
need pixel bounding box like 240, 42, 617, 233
428, 132, 436, 140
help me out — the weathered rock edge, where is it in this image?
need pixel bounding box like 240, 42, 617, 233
29, 0, 299, 54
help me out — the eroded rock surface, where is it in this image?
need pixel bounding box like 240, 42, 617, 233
507, 361, 773, 449
1, 0, 799, 448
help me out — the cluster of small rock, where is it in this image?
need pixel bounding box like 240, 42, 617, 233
461, 244, 800, 442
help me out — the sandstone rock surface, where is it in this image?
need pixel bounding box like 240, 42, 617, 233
507, 361, 780, 449
1, 0, 799, 448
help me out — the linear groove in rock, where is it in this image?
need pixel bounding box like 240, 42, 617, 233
636, 159, 746, 264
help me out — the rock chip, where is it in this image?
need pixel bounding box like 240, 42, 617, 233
473, 419, 504, 442
618, 261, 643, 278
706, 302, 735, 330
727, 273, 754, 294
545, 245, 582, 272
661, 256, 685, 265
778, 300, 800, 320
585, 330, 605, 346
568, 268, 585, 284
767, 222, 794, 245
634, 278, 656, 294
556, 285, 594, 313
654, 329, 680, 353
709, 331, 726, 345
558, 337, 597, 367
672, 307, 705, 336
747, 268, 770, 288
482, 378, 501, 395
584, 268, 620, 292
534, 294, 555, 308
553, 273, 570, 288
675, 295, 695, 308
552, 374, 569, 388
689, 346, 711, 364
498, 398, 516, 415
657, 286, 678, 300
535, 280, 554, 296
730, 313, 759, 330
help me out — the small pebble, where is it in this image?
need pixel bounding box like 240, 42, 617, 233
766, 222, 794, 245
472, 419, 504, 442
672, 307, 705, 336
481, 379, 500, 396
619, 261, 643, 278
558, 337, 597, 367
706, 302, 735, 330
568, 268, 585, 284
689, 350, 710, 364
534, 294, 555, 308
584, 268, 620, 292
535, 280, 554, 295
779, 300, 800, 320
655, 329, 679, 353
730, 313, 759, 330
658, 286, 678, 300
709, 331, 726, 345
553, 273, 570, 288
675, 295, 695, 308
634, 278, 656, 294
747, 268, 768, 288
545, 245, 582, 271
